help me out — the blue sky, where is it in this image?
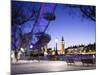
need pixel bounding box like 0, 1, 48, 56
12, 1, 96, 49
46, 4, 96, 49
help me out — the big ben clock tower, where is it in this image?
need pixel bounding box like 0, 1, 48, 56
60, 36, 65, 54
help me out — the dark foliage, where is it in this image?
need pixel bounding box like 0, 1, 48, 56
43, 13, 56, 21
64, 4, 96, 21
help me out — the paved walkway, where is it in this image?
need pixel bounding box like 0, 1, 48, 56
11, 60, 96, 75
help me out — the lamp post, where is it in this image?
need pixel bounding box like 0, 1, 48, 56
55, 39, 58, 55
30, 45, 33, 49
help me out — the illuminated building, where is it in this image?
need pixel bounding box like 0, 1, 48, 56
44, 45, 48, 56
60, 36, 65, 54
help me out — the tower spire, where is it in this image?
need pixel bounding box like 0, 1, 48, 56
61, 36, 64, 41
60, 36, 65, 55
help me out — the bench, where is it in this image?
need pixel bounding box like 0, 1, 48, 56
81, 58, 95, 66
66, 58, 75, 65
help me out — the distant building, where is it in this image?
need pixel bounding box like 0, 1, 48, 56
43, 45, 48, 56
66, 46, 84, 54
60, 36, 65, 54
51, 36, 65, 55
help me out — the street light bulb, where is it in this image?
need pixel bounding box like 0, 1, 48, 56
30, 45, 33, 48
21, 48, 24, 52
55, 39, 58, 43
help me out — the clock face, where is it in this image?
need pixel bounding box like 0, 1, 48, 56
61, 41, 64, 44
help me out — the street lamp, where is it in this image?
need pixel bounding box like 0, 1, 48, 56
30, 45, 33, 49
20, 47, 24, 52
55, 38, 58, 55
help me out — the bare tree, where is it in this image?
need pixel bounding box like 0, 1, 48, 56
11, 1, 57, 61
80, 6, 96, 21
11, 1, 42, 60
64, 4, 96, 22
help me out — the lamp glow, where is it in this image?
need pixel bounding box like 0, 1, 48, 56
20, 48, 24, 52
55, 38, 58, 43
30, 45, 33, 48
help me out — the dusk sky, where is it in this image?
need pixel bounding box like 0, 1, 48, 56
46, 4, 96, 49
12, 1, 96, 49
